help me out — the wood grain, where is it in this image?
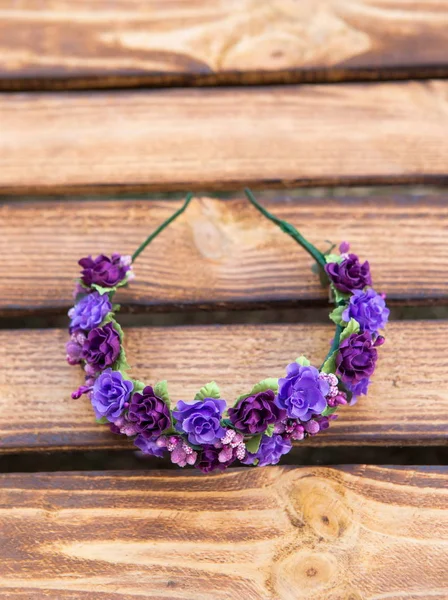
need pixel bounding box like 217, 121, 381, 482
0, 0, 447, 89
0, 321, 446, 453
0, 81, 447, 194
2, 193, 448, 314
0, 466, 446, 599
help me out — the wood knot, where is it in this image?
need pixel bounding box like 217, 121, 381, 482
271, 551, 338, 599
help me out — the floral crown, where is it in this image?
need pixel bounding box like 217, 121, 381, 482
67, 190, 389, 472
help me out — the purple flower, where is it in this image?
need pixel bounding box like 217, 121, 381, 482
342, 288, 389, 334
66, 331, 86, 365
228, 390, 285, 435
127, 386, 171, 437
91, 368, 133, 421
134, 435, 166, 457
197, 445, 234, 473
345, 377, 371, 405
276, 364, 329, 421
336, 332, 377, 383
79, 253, 131, 288
68, 291, 112, 332
82, 322, 121, 371
325, 253, 372, 294
243, 434, 292, 467
173, 398, 226, 446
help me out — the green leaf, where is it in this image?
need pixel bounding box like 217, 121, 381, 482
132, 380, 146, 393
110, 318, 124, 342
332, 286, 351, 304
321, 405, 338, 417
296, 356, 310, 366
325, 253, 343, 264
265, 424, 275, 437
339, 318, 360, 342
195, 381, 221, 401
329, 305, 347, 326
245, 434, 262, 454
114, 348, 131, 372
92, 283, 116, 295
154, 380, 171, 407
321, 352, 337, 374
95, 417, 109, 424
236, 378, 279, 403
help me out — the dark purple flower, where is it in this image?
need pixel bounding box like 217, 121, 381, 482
228, 390, 285, 435
134, 435, 166, 457
275, 364, 329, 421
173, 398, 226, 445
66, 331, 86, 365
127, 386, 171, 437
345, 377, 371, 405
196, 445, 234, 473
79, 253, 131, 288
325, 253, 372, 294
82, 322, 121, 371
69, 291, 112, 332
336, 332, 377, 384
342, 288, 389, 334
243, 434, 292, 467
91, 368, 133, 421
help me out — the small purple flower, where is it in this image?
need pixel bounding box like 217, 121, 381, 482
276, 364, 329, 421
243, 434, 292, 467
197, 445, 234, 473
173, 398, 226, 446
91, 368, 133, 422
68, 291, 112, 332
79, 253, 131, 288
325, 253, 372, 294
228, 390, 285, 435
345, 377, 371, 405
66, 331, 86, 365
127, 386, 171, 437
82, 322, 121, 371
342, 288, 389, 334
336, 332, 377, 384
134, 435, 166, 457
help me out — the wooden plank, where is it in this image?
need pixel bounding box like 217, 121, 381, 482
0, 81, 447, 195
1, 193, 448, 314
0, 321, 446, 453
0, 466, 446, 599
0, 0, 447, 90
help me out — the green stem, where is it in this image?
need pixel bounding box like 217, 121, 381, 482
244, 188, 327, 270
322, 323, 343, 366
132, 193, 194, 262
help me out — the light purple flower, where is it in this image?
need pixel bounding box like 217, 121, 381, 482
173, 398, 226, 446
243, 434, 292, 467
342, 288, 389, 334
345, 377, 371, 405
276, 364, 329, 421
134, 435, 166, 457
91, 368, 133, 422
66, 331, 86, 365
69, 291, 112, 332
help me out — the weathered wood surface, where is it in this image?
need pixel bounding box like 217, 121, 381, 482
0, 81, 447, 195
1, 193, 448, 314
0, 466, 446, 599
0, 0, 447, 89
0, 321, 446, 453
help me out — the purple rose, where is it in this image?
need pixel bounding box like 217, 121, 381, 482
127, 386, 171, 437
345, 377, 371, 405
134, 435, 166, 457
228, 390, 285, 435
79, 253, 131, 288
336, 332, 377, 383
68, 291, 112, 332
325, 253, 372, 294
173, 398, 226, 446
342, 288, 389, 334
196, 445, 234, 473
82, 322, 121, 371
91, 368, 133, 422
243, 434, 292, 467
276, 364, 329, 421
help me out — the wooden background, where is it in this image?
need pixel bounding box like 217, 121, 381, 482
0, 1, 447, 598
